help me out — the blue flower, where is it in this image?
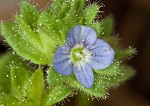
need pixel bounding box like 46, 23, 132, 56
53, 25, 115, 88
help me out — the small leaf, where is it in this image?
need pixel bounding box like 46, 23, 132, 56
26, 69, 44, 105
69, 73, 108, 98
19, 0, 38, 29
37, 12, 65, 45
42, 86, 72, 106
0, 53, 12, 93
58, 1, 70, 18
0, 52, 23, 93
81, 4, 100, 25
115, 47, 137, 60
90, 21, 102, 36
70, 0, 84, 15
63, 12, 78, 30
100, 16, 114, 37
94, 60, 122, 76
0, 94, 20, 106
11, 65, 31, 98
50, 0, 64, 12
15, 16, 42, 48
1, 22, 51, 64
107, 65, 135, 87
47, 67, 71, 86
37, 13, 66, 64
0, 93, 35, 106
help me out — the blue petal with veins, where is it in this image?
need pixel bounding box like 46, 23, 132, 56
53, 45, 73, 75
66, 26, 97, 47
88, 39, 115, 69
74, 62, 94, 88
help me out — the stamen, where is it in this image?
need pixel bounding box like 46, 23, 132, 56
70, 44, 91, 65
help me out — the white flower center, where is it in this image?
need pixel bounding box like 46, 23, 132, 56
69, 44, 91, 66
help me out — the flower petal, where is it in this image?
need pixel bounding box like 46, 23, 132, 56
74, 62, 94, 88
53, 45, 73, 75
88, 39, 115, 69
66, 26, 97, 47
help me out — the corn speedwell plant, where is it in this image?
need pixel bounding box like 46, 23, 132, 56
0, 0, 136, 105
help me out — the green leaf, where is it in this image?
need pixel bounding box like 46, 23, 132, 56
90, 21, 102, 36
0, 52, 23, 93
55, 0, 70, 18
0, 94, 20, 106
63, 12, 78, 30
50, 0, 64, 13
50, 0, 84, 18
107, 65, 135, 87
37, 12, 65, 46
69, 73, 108, 98
47, 67, 71, 86
70, 0, 84, 15
19, 0, 38, 29
42, 86, 72, 106
0, 53, 12, 93
37, 12, 66, 64
26, 69, 44, 105
115, 47, 137, 60
100, 16, 114, 37
1, 22, 51, 64
94, 60, 122, 76
14, 15, 42, 49
0, 94, 35, 106
81, 4, 100, 25
11, 65, 31, 98
1, 0, 54, 64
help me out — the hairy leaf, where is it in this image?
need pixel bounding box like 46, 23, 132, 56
19, 0, 38, 29
115, 47, 137, 60
26, 69, 44, 105
0, 94, 20, 106
11, 65, 31, 98
47, 67, 71, 86
81, 4, 100, 25
0, 52, 24, 93
107, 65, 135, 87
42, 86, 72, 106
101, 16, 114, 37
94, 60, 122, 76
69, 73, 108, 98
90, 21, 102, 36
